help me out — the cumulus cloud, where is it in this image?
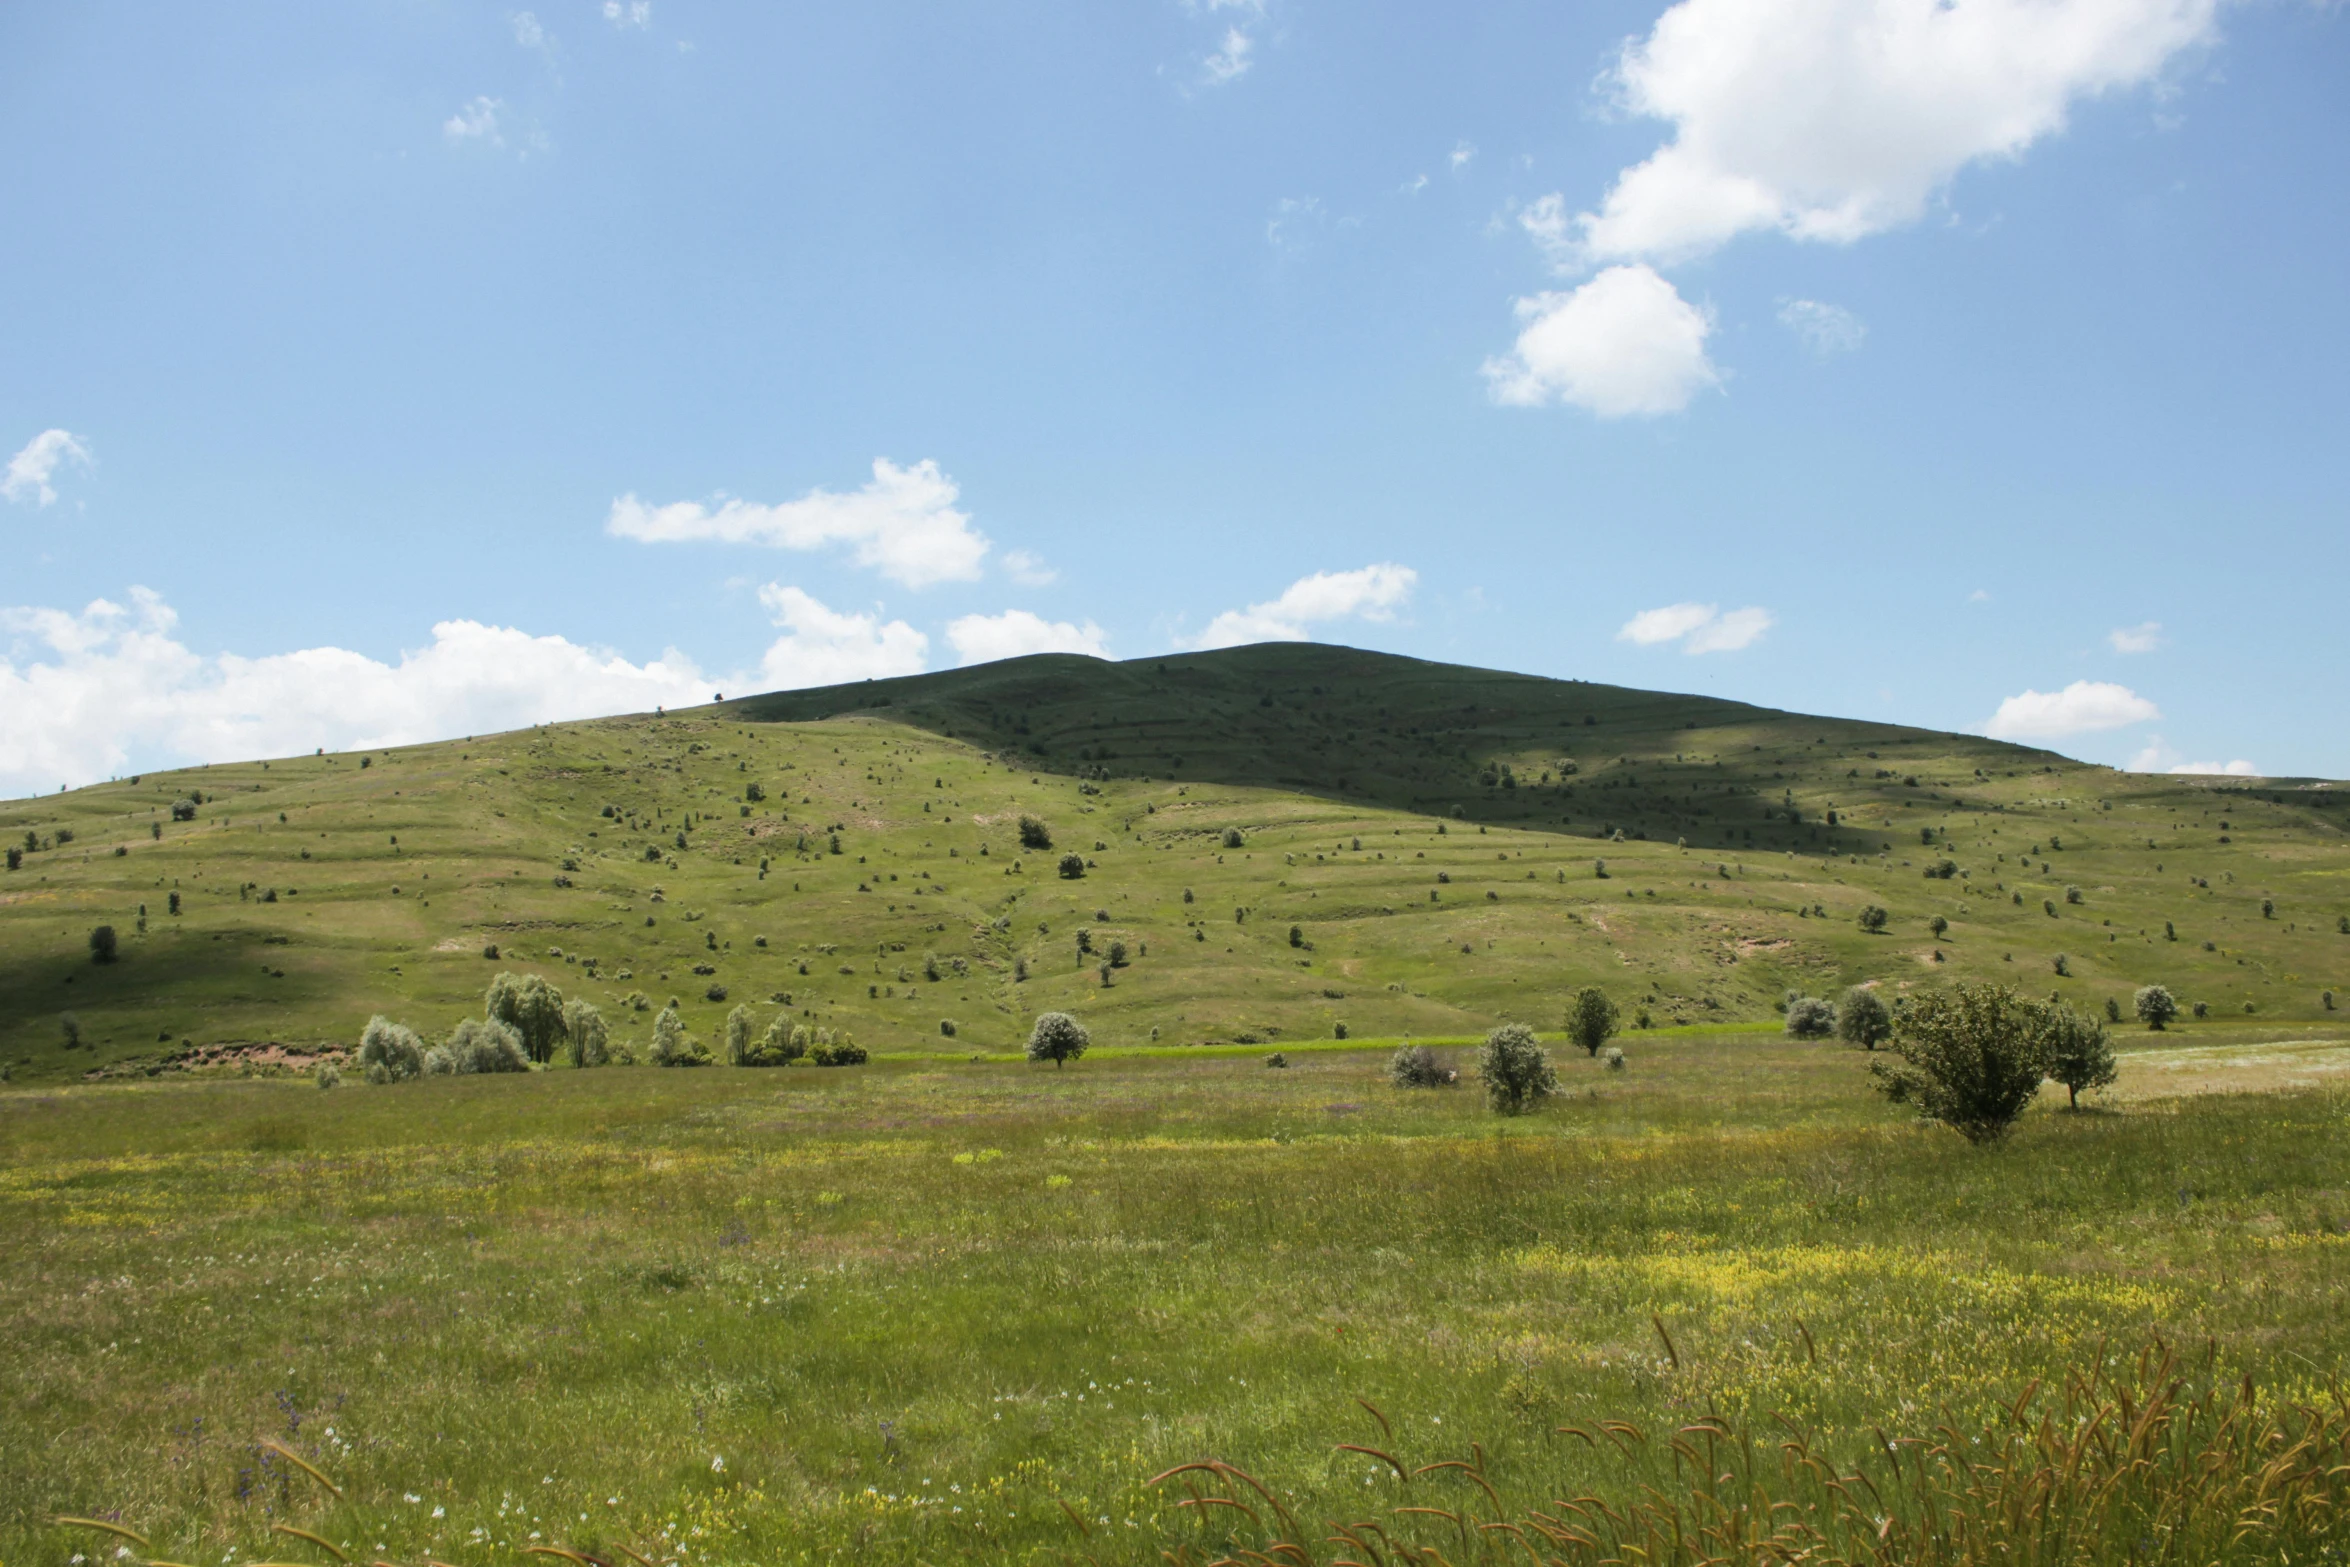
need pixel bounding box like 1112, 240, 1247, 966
1204, 26, 1254, 82
511, 10, 549, 50
1575, 0, 2219, 266
1000, 549, 1056, 586
1192, 563, 1417, 651
607, 459, 988, 589
2127, 737, 2257, 776
443, 96, 507, 144
1451, 140, 1477, 173
0, 588, 713, 796
945, 610, 1109, 667
4, 429, 93, 507
1984, 679, 2159, 740
752, 585, 928, 689
1485, 265, 1720, 415
1779, 298, 1866, 355
1618, 601, 1774, 653
602, 0, 651, 27
2108, 620, 2163, 654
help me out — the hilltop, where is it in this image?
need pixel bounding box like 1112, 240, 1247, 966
3, 643, 2345, 1081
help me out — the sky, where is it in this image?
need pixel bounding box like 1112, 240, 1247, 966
3, 0, 2346, 797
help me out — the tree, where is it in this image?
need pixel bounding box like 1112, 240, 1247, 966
1784, 996, 1836, 1038
1019, 815, 1053, 850
1388, 1043, 1451, 1087
1928, 915, 1949, 939
4, 847, 18, 871
1868, 983, 2050, 1144
564, 997, 609, 1067
485, 972, 567, 1063
1858, 905, 1889, 933
1027, 1011, 1089, 1068
724, 1004, 755, 1065
1837, 987, 1893, 1051
425, 1016, 529, 1075
357, 1015, 426, 1082
88, 925, 118, 963
1057, 852, 1086, 880
649, 1004, 710, 1067
1564, 986, 1620, 1057
744, 1014, 806, 1066
60, 1013, 81, 1049
2133, 984, 2179, 1031
2043, 1004, 2117, 1110
1287, 924, 1304, 949
1477, 1023, 1556, 1114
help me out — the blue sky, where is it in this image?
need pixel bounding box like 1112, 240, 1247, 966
3, 0, 2345, 795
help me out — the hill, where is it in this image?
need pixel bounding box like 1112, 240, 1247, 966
3, 643, 2345, 1081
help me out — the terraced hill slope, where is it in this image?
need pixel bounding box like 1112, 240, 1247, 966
4, 643, 2345, 1081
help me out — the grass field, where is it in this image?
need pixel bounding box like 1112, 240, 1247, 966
5, 1026, 2350, 1565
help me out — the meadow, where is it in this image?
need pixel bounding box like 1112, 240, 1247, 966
6, 1024, 2350, 1565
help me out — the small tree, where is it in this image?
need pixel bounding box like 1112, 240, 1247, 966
170, 798, 198, 822
1784, 996, 1836, 1038
1389, 1042, 1452, 1087
2043, 1004, 2117, 1110
427, 1016, 529, 1075
724, 1004, 755, 1065
1868, 983, 2049, 1144
1564, 986, 1620, 1057
1837, 987, 1893, 1051
1019, 815, 1053, 850
1928, 915, 1949, 940
648, 1004, 710, 1067
357, 1015, 426, 1082
88, 925, 118, 963
1858, 905, 1889, 933
1287, 924, 1304, 949
1057, 852, 1086, 880
1027, 1011, 1089, 1068
486, 971, 567, 1064
563, 997, 609, 1066
4, 847, 18, 871
2133, 984, 2179, 1031
1477, 1023, 1556, 1114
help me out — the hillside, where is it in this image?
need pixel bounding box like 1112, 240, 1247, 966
4, 643, 2346, 1081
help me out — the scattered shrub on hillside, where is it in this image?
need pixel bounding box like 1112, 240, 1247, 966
1332, 1021, 1347, 1039
1182, 887, 1195, 903
1478, 1023, 1556, 1115
1869, 983, 2052, 1143
2262, 899, 2276, 919
2165, 921, 2177, 941
2045, 1004, 2118, 1110
2193, 1000, 2210, 1019
648, 1005, 710, 1067
1858, 905, 1889, 933
2323, 989, 2336, 1011
1388, 1043, 1452, 1088
1108, 939, 1128, 967
1564, 986, 1621, 1057
1018, 815, 1053, 850
2103, 996, 2124, 1023
2065, 886, 2083, 905
811, 1031, 867, 1066
1027, 1011, 1089, 1069
150, 821, 161, 840
2052, 954, 2070, 977
426, 1016, 530, 1076
314, 1060, 341, 1090
1604, 1044, 1626, 1071
705, 983, 728, 1003
485, 971, 567, 1064
170, 797, 197, 821
564, 998, 610, 1067
1264, 1052, 1288, 1069
1784, 996, 1837, 1039
744, 782, 765, 802
4, 847, 18, 871
1223, 827, 1245, 849
59, 1013, 80, 1050
939, 1019, 956, 1038
88, 925, 118, 963
1836, 987, 1893, 1051
357, 1015, 426, 1082
1057, 852, 1086, 880
2339, 915, 2349, 935
1593, 859, 1609, 879
1287, 924, 1304, 949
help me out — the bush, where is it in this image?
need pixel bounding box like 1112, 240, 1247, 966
1057, 852, 1086, 880
811, 1031, 867, 1066
563, 998, 609, 1067
1869, 983, 2051, 1144
723, 1004, 755, 1066
1388, 1044, 1452, 1088
1858, 905, 1889, 933
744, 781, 764, 802
2066, 886, 2083, 905
1784, 996, 1836, 1038
485, 971, 567, 1064
1564, 986, 1620, 1056
88, 925, 118, 963
1265, 1052, 1287, 1069
2104, 996, 2123, 1023
1019, 815, 1052, 850
4, 847, 17, 871
1221, 827, 1246, 849
743, 1015, 806, 1066
2133, 985, 2179, 1030
357, 1015, 426, 1082
648, 1005, 711, 1067
1288, 924, 1304, 949
1837, 987, 1893, 1051
170, 798, 197, 822
2044, 1004, 2118, 1110
426, 1016, 530, 1075
1478, 1023, 1556, 1115
59, 1013, 80, 1050
314, 1060, 341, 1089
1332, 1021, 1348, 1040
1604, 1046, 1625, 1070
939, 1019, 957, 1038
2053, 954, 2070, 977
1027, 1011, 1089, 1068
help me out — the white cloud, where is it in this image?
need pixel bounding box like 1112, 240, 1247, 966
1450, 140, 1477, 173
1618, 601, 1773, 653
1204, 26, 1254, 82
1192, 563, 1418, 650
1401, 173, 1429, 196
0, 588, 715, 796
2108, 620, 2162, 654
1570, 0, 2218, 266
602, 0, 651, 28
751, 585, 927, 689
1778, 298, 1866, 355
945, 610, 1109, 667
607, 459, 989, 589
1000, 549, 1057, 586
1484, 264, 1720, 416
510, 11, 549, 50
4, 429, 93, 507
2170, 758, 2259, 776
442, 96, 506, 145
2128, 736, 2257, 775
1266, 196, 1324, 252
1984, 679, 2160, 740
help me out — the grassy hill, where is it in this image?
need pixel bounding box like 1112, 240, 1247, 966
4, 642, 2346, 1081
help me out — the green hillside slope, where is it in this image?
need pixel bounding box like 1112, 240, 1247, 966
4, 644, 2345, 1082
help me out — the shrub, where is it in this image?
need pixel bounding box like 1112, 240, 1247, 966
1869, 983, 2051, 1143
314, 1060, 342, 1089
1784, 996, 1836, 1038
168, 891, 180, 915
2324, 989, 2336, 1011
1018, 815, 1053, 850
2339, 915, 2349, 935
88, 925, 118, 963
1182, 887, 1195, 904
648, 1005, 711, 1067
1332, 1021, 1348, 1040
939, 1019, 957, 1038
1057, 852, 1086, 880
1027, 1011, 1089, 1068
2045, 899, 2058, 917
563, 998, 609, 1067
1388, 1044, 1452, 1088
1858, 905, 1889, 933
2044, 1004, 2118, 1110
1478, 1023, 1556, 1115
426, 1016, 530, 1075
704, 983, 728, 1003
2053, 954, 2070, 977
2192, 1000, 2210, 1019
812, 1034, 868, 1066
1564, 986, 1621, 1056
356, 1015, 426, 1082
3, 847, 17, 871
2262, 899, 2276, 919
1604, 1046, 1625, 1070
742, 1015, 806, 1066
485, 971, 567, 1064
1265, 1052, 1288, 1069
170, 798, 197, 821
723, 1004, 755, 1066
1222, 827, 1245, 849
1593, 859, 1609, 879
744, 781, 764, 802
1836, 987, 1893, 1051
2065, 885, 2083, 905
1287, 924, 1304, 949
1108, 939, 1128, 967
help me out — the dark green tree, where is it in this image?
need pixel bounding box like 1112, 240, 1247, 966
1477, 1023, 1556, 1114
1027, 1010, 1089, 1068
1868, 983, 2051, 1143
1564, 986, 1621, 1057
